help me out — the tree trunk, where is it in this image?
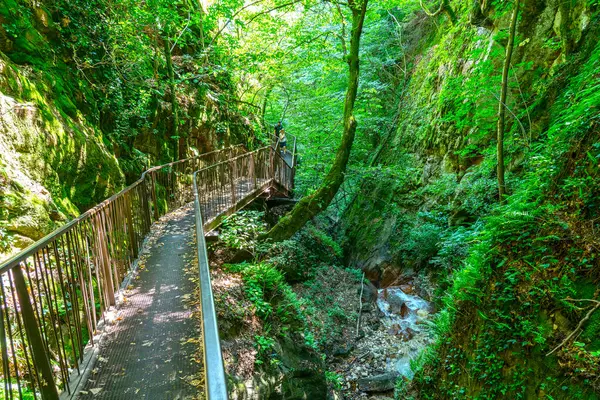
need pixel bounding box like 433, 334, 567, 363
163, 35, 180, 160
496, 0, 520, 201
261, 86, 273, 130
263, 0, 368, 242
420, 0, 457, 25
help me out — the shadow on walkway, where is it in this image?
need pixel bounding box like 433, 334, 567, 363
80, 206, 201, 399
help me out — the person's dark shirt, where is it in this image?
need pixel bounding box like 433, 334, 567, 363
274, 123, 283, 135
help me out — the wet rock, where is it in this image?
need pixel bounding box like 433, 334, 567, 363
400, 303, 410, 318
387, 295, 403, 314
399, 284, 414, 294
387, 324, 399, 336
388, 296, 410, 318
400, 327, 416, 341
358, 372, 400, 393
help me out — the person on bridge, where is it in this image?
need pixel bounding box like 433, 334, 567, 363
279, 128, 287, 155
274, 121, 283, 139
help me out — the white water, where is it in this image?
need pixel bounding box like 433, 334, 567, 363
376, 287, 432, 378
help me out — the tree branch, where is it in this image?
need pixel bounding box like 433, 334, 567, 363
247, 0, 303, 24
171, 11, 192, 52
546, 299, 600, 357
208, 0, 267, 48
420, 0, 443, 17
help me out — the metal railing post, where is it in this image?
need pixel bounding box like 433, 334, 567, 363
150, 172, 159, 221
124, 192, 138, 259
250, 153, 256, 190
13, 265, 60, 400
229, 159, 237, 206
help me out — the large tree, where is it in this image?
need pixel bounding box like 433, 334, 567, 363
263, 0, 369, 241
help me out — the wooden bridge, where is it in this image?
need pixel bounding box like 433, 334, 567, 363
0, 137, 297, 400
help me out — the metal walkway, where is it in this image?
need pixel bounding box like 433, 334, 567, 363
0, 138, 297, 400
81, 207, 199, 399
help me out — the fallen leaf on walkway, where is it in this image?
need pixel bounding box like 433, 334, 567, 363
90, 388, 102, 395
142, 340, 154, 347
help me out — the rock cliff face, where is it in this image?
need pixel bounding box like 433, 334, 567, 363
0, 1, 255, 258
345, 0, 597, 278
343, 0, 600, 397
0, 53, 124, 257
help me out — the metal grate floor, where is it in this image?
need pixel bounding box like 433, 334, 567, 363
80, 207, 201, 399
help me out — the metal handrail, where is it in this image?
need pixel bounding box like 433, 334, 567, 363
196, 146, 270, 173
0, 145, 244, 274
0, 145, 242, 400
193, 172, 228, 399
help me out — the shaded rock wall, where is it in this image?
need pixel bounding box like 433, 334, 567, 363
343, 0, 596, 282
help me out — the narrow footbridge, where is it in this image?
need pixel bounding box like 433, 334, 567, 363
0, 137, 297, 400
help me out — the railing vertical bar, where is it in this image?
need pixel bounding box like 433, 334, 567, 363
39, 246, 69, 386
1, 277, 22, 399
7, 267, 39, 400
62, 233, 84, 370
70, 226, 94, 348
54, 237, 79, 375
151, 172, 159, 221
45, 245, 70, 390
12, 265, 60, 400
69, 230, 86, 360
0, 292, 12, 399
82, 223, 100, 336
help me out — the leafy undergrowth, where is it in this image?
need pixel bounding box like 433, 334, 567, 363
396, 37, 600, 400
208, 210, 369, 397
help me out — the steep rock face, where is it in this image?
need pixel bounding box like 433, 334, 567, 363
344, 0, 595, 281
343, 0, 600, 398
0, 54, 124, 258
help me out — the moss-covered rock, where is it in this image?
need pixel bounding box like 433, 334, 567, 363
0, 52, 124, 259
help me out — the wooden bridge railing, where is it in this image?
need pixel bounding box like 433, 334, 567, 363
0, 146, 243, 400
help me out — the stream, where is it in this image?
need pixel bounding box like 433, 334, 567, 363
376, 286, 434, 378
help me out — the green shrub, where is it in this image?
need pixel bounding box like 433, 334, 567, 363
221, 211, 267, 250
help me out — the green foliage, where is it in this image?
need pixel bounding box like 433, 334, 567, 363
261, 223, 342, 282
254, 334, 276, 361
325, 370, 343, 390
221, 211, 267, 250
226, 262, 305, 326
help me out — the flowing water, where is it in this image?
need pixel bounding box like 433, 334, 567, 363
376, 287, 433, 378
